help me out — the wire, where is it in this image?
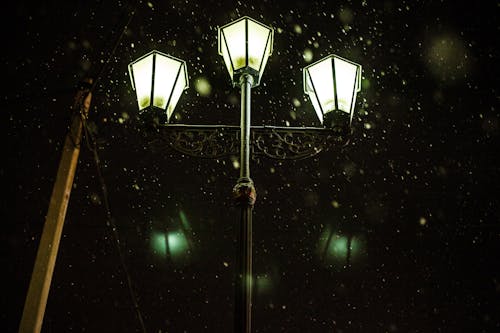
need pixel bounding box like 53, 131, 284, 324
74, 1, 147, 332
81, 108, 147, 333
86, 1, 137, 98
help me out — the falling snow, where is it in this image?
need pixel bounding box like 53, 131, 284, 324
3, 0, 499, 332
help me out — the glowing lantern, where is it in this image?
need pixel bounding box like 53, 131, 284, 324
218, 16, 274, 86
304, 54, 361, 128
128, 50, 188, 121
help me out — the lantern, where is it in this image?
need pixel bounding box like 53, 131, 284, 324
129, 50, 188, 122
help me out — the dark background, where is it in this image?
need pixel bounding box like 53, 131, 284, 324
3, 1, 499, 332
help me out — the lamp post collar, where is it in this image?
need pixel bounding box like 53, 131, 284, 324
233, 177, 257, 207
239, 73, 255, 87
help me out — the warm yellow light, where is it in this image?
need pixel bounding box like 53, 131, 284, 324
218, 16, 273, 86
304, 58, 334, 123
334, 57, 360, 116
130, 54, 154, 110
220, 19, 246, 73
304, 54, 361, 126
247, 20, 272, 74
129, 50, 188, 121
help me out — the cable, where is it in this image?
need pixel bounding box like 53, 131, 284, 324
81, 108, 147, 333
74, 1, 147, 332
86, 1, 138, 98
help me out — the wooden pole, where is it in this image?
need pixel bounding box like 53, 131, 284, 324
19, 80, 92, 333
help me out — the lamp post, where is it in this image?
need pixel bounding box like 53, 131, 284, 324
218, 17, 273, 333
128, 16, 361, 333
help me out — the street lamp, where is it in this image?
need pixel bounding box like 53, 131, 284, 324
128, 16, 361, 333
128, 50, 188, 122
304, 54, 362, 128
218, 16, 274, 87
217, 16, 273, 333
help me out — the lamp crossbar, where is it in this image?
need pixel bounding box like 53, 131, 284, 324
152, 124, 349, 160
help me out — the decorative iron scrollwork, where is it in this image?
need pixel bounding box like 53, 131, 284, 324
158, 125, 240, 158
156, 124, 348, 160
252, 126, 347, 160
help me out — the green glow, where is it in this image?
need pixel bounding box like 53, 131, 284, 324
151, 232, 167, 256
362, 78, 370, 90
151, 230, 189, 260
318, 227, 331, 254
179, 210, 191, 231
350, 237, 360, 252
167, 231, 189, 258
256, 274, 272, 294
327, 235, 348, 258
318, 226, 366, 266
140, 96, 150, 109
349, 236, 364, 261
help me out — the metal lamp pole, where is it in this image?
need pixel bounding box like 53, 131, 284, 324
128, 19, 361, 333
233, 73, 256, 333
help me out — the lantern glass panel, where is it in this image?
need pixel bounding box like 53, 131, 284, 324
334, 57, 358, 114
222, 20, 246, 71
304, 70, 324, 123
166, 64, 187, 120
259, 32, 272, 80
247, 20, 271, 72
153, 55, 182, 110
219, 28, 234, 78
308, 57, 335, 115
130, 54, 154, 110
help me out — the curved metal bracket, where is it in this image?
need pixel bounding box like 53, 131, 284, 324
252, 126, 347, 160
159, 125, 239, 158
156, 124, 348, 160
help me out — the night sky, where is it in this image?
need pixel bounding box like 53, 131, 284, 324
3, 1, 499, 332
